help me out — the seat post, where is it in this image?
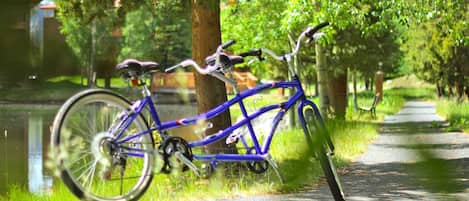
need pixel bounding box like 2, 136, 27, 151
141, 80, 152, 97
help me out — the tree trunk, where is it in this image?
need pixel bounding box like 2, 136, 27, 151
464, 85, 469, 100
88, 19, 97, 88
456, 65, 464, 101
315, 40, 329, 118
104, 72, 111, 89
191, 0, 236, 154
327, 70, 348, 120
314, 75, 319, 97
365, 77, 370, 91
287, 34, 297, 128
352, 70, 358, 111
449, 86, 454, 97
436, 82, 442, 97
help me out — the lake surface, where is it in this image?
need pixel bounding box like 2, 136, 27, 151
0, 102, 196, 195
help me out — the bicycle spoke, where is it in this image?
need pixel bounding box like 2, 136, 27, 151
69, 152, 93, 166
53, 91, 154, 200
86, 160, 98, 192
75, 160, 95, 182
71, 160, 94, 176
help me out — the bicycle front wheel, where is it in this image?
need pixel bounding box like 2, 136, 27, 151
303, 108, 345, 201
51, 89, 155, 201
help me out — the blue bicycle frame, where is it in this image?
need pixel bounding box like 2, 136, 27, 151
111, 74, 323, 164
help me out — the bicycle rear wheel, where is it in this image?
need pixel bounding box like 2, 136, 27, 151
51, 89, 154, 201
303, 108, 345, 201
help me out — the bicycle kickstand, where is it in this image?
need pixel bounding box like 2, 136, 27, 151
265, 154, 284, 184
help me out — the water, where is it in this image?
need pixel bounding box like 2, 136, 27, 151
0, 104, 57, 195
0, 102, 196, 195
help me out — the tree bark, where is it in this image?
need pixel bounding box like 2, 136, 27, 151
352, 70, 358, 111
456, 64, 464, 101
315, 40, 329, 118
436, 82, 442, 97
288, 33, 297, 128
88, 19, 97, 88
365, 77, 370, 91
327, 70, 348, 120
191, 0, 236, 154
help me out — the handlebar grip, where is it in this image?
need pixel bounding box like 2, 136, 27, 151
239, 49, 262, 57
221, 40, 236, 49
305, 22, 330, 37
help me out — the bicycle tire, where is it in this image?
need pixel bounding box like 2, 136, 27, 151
318, 150, 345, 201
51, 89, 154, 201
303, 108, 345, 201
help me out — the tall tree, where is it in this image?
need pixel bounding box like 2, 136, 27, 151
55, 0, 121, 88
222, 0, 404, 119
401, 0, 469, 99
118, 0, 191, 68
191, 0, 237, 154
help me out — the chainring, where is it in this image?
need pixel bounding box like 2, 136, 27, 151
158, 136, 193, 173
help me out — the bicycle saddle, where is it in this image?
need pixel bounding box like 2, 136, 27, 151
205, 53, 244, 69
116, 59, 160, 78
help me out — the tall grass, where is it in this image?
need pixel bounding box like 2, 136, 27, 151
436, 98, 469, 132
4, 87, 415, 200
4, 120, 380, 201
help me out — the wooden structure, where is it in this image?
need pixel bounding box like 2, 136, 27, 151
358, 93, 381, 119
151, 71, 258, 93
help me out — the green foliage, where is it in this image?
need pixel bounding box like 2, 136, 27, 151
55, 0, 121, 67
221, 1, 404, 80
401, 0, 469, 92
221, 0, 290, 79
118, 0, 191, 67
55, 0, 191, 75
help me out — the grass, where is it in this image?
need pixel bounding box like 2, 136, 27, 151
3, 118, 379, 201
0, 80, 84, 103
383, 77, 469, 133
3, 76, 421, 200
0, 76, 131, 103
3, 87, 399, 201
436, 98, 469, 133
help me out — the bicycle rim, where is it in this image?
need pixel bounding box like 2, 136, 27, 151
52, 90, 154, 201
318, 150, 345, 201
303, 108, 345, 201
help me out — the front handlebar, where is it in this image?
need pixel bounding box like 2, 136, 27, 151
165, 40, 237, 74
258, 22, 329, 62
165, 22, 329, 74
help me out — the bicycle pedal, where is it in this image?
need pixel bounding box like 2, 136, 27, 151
174, 151, 201, 177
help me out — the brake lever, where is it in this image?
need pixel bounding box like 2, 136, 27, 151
247, 55, 265, 66
164, 64, 181, 73
247, 59, 257, 66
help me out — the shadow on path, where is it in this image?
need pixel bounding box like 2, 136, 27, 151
231, 101, 469, 201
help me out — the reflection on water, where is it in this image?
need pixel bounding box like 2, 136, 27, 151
28, 114, 53, 193
0, 103, 196, 195
0, 104, 57, 195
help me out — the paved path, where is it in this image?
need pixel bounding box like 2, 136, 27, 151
227, 101, 469, 201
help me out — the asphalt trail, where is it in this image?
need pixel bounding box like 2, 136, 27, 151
223, 101, 469, 201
